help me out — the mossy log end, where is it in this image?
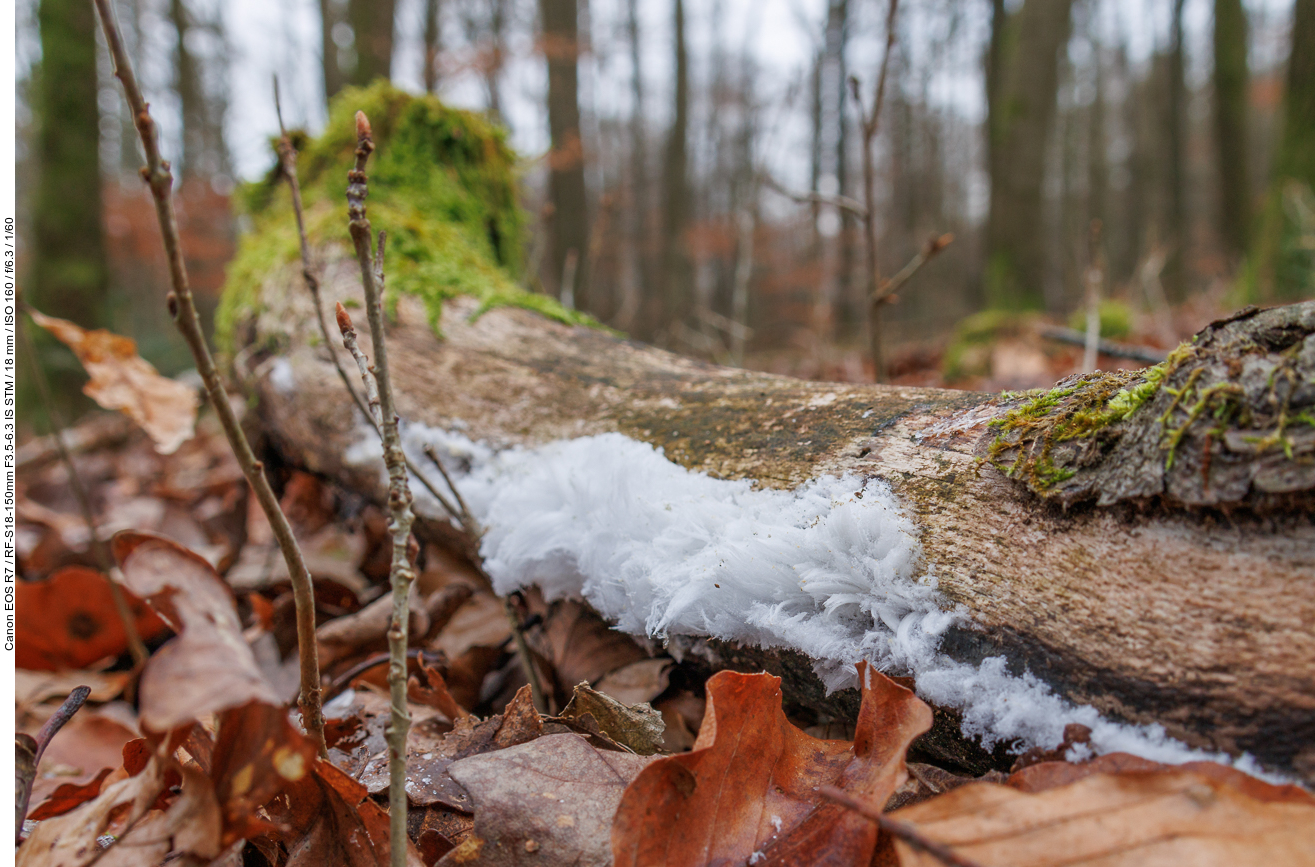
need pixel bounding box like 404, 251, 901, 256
231, 254, 1315, 779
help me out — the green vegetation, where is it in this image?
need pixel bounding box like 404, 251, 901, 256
942, 309, 1039, 380
1066, 299, 1133, 340
218, 82, 596, 351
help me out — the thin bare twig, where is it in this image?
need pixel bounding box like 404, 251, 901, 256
16, 311, 147, 671
819, 784, 985, 867
91, 0, 325, 756
341, 113, 417, 867
873, 233, 954, 305
761, 173, 868, 217
851, 0, 900, 382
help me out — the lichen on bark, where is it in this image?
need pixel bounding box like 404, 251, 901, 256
982, 302, 1315, 509
217, 82, 594, 354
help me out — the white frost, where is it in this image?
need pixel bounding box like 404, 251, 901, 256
346, 423, 1275, 775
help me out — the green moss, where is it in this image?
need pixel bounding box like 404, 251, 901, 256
217, 81, 596, 353
1066, 299, 1133, 340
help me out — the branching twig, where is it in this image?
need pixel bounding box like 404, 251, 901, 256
91, 0, 325, 756
873, 233, 953, 306
850, 0, 900, 382
341, 113, 417, 867
819, 785, 985, 867
16, 312, 147, 671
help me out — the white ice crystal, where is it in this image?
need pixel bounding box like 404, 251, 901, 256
345, 422, 1277, 776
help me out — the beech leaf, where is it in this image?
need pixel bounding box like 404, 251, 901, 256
113, 532, 278, 731
28, 308, 198, 454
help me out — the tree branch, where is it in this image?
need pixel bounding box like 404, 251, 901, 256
91, 0, 325, 755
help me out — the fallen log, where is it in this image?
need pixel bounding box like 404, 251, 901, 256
230, 240, 1315, 780
221, 86, 1313, 781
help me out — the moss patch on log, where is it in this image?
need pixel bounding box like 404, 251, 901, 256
982, 303, 1315, 509
217, 82, 594, 351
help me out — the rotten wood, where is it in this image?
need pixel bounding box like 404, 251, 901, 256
230, 254, 1315, 781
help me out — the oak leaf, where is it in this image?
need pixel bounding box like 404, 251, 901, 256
611, 665, 932, 867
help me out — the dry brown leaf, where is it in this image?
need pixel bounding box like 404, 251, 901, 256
93, 763, 222, 867
15, 567, 169, 671
28, 308, 198, 454
22, 710, 139, 814
525, 595, 650, 696
15, 670, 130, 707
888, 769, 1315, 866
359, 685, 543, 810
113, 532, 278, 731
611, 666, 932, 867
434, 593, 512, 659
210, 700, 317, 845
436, 733, 655, 867
17, 749, 169, 866
593, 658, 672, 706
559, 684, 665, 755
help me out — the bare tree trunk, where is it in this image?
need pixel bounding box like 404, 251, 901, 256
659, 0, 691, 337
347, 0, 395, 86
623, 0, 650, 333
1213, 0, 1250, 262
423, 0, 442, 94
984, 0, 1074, 311
1164, 0, 1188, 302
319, 0, 345, 103
485, 0, 507, 122
33, 0, 107, 325
1249, 0, 1315, 300
232, 249, 1315, 781
540, 0, 589, 313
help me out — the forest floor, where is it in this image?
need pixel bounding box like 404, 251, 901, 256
13, 297, 1315, 866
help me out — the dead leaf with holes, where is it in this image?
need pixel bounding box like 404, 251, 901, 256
28, 308, 198, 454
15, 566, 169, 671
437, 733, 655, 867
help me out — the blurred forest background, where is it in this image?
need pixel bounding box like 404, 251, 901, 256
13, 0, 1315, 401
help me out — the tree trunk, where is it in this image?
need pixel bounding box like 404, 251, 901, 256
1164, 0, 1188, 302
984, 0, 1073, 311
540, 0, 589, 313
347, 0, 395, 87
320, 0, 345, 104
422, 0, 442, 94
33, 0, 107, 326
624, 0, 650, 332
1249, 0, 1315, 300
230, 245, 1315, 779
658, 0, 691, 338
1213, 0, 1250, 262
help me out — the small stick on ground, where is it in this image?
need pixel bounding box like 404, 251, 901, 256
819, 784, 985, 867
16, 312, 147, 672
341, 113, 418, 867
16, 686, 93, 840
91, 0, 325, 756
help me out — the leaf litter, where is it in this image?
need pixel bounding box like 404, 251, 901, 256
14, 409, 1313, 866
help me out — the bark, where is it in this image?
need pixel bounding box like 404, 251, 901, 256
232, 252, 1315, 780
984, 0, 1074, 311
347, 0, 395, 86
1213, 0, 1250, 261
625, 0, 650, 329
33, 0, 107, 324
540, 0, 589, 312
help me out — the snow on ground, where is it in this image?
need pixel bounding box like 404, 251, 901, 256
347, 422, 1274, 776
